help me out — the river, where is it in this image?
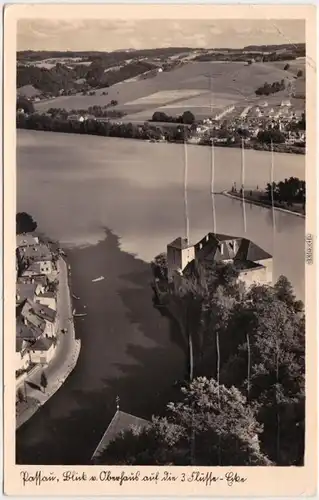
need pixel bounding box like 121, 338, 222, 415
16, 130, 305, 464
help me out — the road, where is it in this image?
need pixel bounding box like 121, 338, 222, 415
16, 258, 81, 428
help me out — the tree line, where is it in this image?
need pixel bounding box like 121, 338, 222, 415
95, 259, 304, 466
17, 60, 158, 96
255, 79, 286, 96
17, 112, 191, 143
151, 110, 195, 125
47, 104, 124, 119
265, 177, 305, 207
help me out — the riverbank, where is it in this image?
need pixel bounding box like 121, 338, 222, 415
222, 190, 305, 218
16, 257, 81, 430
16, 120, 305, 155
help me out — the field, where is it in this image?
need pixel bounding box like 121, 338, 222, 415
34, 60, 305, 120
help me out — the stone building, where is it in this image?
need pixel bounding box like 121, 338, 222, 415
167, 232, 273, 287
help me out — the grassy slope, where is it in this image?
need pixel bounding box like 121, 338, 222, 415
34, 61, 304, 117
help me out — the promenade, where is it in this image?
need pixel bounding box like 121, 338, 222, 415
16, 258, 81, 430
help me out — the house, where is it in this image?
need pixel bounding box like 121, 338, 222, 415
91, 409, 150, 464
35, 291, 57, 311
68, 114, 85, 122
17, 275, 49, 288
167, 233, 273, 287
16, 234, 39, 248
21, 299, 57, 338
18, 243, 53, 277
29, 337, 56, 365
16, 337, 31, 373
16, 283, 43, 306
281, 99, 292, 107
16, 317, 45, 372
21, 260, 53, 277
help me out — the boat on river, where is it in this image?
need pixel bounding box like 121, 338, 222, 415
92, 276, 104, 283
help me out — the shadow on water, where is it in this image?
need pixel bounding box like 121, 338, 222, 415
16, 229, 186, 465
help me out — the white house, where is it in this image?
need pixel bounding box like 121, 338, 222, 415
29, 337, 56, 365
21, 260, 53, 277
16, 338, 31, 373
35, 291, 57, 311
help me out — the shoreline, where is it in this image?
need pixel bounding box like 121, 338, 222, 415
16, 126, 305, 156
221, 190, 305, 218
16, 257, 81, 430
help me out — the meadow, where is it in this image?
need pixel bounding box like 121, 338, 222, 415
34, 60, 305, 120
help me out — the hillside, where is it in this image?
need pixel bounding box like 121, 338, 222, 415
31, 59, 305, 122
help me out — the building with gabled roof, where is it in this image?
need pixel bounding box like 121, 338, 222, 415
20, 299, 57, 337
29, 337, 56, 365
91, 409, 150, 464
167, 232, 273, 287
16, 234, 39, 248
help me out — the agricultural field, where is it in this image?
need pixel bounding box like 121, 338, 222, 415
33, 60, 305, 120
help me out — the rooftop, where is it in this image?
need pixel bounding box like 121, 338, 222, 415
16, 234, 39, 248
20, 300, 47, 330
17, 275, 48, 287
37, 291, 55, 299
21, 261, 51, 276
91, 410, 150, 461
17, 243, 52, 262
32, 337, 54, 352
16, 317, 44, 343
16, 283, 38, 304
168, 237, 191, 250
26, 299, 56, 323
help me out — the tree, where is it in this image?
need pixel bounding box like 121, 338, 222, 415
284, 63, 290, 70
297, 69, 303, 77
257, 129, 285, 144
219, 283, 305, 465
16, 212, 37, 234
96, 378, 271, 466
181, 111, 195, 125
16, 96, 35, 114
151, 253, 168, 281
274, 275, 304, 312
40, 371, 48, 392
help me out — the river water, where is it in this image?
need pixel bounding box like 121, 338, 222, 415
16, 130, 305, 464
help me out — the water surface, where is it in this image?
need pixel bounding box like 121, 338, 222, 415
16, 130, 305, 464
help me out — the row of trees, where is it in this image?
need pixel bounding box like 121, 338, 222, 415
255, 79, 286, 96
17, 112, 191, 143
97, 258, 305, 466
47, 104, 123, 119
265, 176, 306, 206
151, 110, 195, 125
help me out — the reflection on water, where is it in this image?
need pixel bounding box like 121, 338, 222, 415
17, 130, 305, 297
